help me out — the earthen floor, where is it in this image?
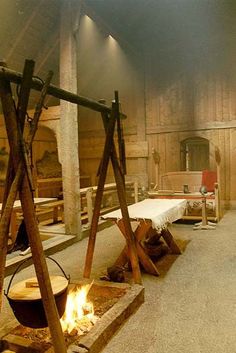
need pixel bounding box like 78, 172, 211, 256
1, 209, 235, 353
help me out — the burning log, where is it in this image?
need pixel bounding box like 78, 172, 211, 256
60, 283, 98, 336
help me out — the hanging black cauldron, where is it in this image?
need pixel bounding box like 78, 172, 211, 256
5, 256, 69, 329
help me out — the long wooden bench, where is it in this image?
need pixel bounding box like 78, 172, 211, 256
16, 200, 64, 227
37, 200, 64, 223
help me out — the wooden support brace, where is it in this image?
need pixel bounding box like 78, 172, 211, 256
160, 228, 181, 254
0, 63, 67, 353
0, 60, 35, 310
116, 220, 159, 277
83, 99, 118, 279
110, 146, 142, 283
104, 98, 141, 283
83, 92, 141, 284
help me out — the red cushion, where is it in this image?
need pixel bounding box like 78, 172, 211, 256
201, 170, 217, 192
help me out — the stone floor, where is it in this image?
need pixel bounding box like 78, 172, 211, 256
1, 209, 236, 353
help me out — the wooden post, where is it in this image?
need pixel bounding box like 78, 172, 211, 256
86, 187, 93, 226
0, 166, 23, 308
202, 197, 207, 226
137, 71, 148, 187
106, 94, 142, 284
0, 60, 34, 309
215, 146, 222, 219
83, 103, 117, 279
0, 70, 67, 353
134, 181, 139, 203
60, 0, 81, 237
215, 183, 220, 221
152, 148, 160, 189
110, 136, 142, 284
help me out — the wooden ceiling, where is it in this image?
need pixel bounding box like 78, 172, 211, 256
0, 0, 236, 108
0, 0, 60, 108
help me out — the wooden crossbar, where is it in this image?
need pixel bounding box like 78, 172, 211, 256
0, 65, 126, 118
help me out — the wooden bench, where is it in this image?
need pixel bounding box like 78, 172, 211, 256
36, 200, 64, 223
16, 200, 64, 226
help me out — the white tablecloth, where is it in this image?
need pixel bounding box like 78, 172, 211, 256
102, 198, 187, 232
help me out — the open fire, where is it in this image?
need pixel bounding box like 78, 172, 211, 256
0, 281, 143, 353
60, 282, 98, 335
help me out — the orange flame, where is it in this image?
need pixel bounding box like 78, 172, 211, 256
60, 282, 96, 334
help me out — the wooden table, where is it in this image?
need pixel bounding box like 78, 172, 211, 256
102, 198, 187, 276
0, 197, 56, 237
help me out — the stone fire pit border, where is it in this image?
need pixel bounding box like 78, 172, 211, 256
1, 281, 145, 353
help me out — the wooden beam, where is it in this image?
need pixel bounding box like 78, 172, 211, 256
146, 120, 236, 135
0, 65, 126, 116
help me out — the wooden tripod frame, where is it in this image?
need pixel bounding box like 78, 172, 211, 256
0, 61, 140, 353
83, 91, 142, 285
0, 60, 67, 353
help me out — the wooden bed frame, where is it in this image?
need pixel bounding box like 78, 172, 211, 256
148, 171, 222, 222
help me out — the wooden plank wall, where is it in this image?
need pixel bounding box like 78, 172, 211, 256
145, 67, 236, 205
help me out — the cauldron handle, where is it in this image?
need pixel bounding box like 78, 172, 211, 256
46, 256, 70, 282
5, 256, 69, 297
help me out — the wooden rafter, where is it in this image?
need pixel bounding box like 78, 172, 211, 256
5, 0, 46, 62
34, 32, 59, 76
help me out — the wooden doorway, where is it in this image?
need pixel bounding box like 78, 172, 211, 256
180, 137, 209, 171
